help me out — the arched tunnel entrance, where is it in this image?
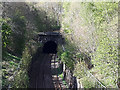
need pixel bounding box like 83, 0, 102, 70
29, 35, 64, 88
42, 41, 57, 54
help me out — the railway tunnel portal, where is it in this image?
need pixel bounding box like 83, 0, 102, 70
43, 41, 57, 54
29, 32, 65, 88
37, 32, 64, 54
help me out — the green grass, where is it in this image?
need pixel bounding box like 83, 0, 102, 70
58, 73, 68, 88
59, 73, 63, 79
2, 52, 22, 88
6, 52, 21, 61
63, 80, 68, 88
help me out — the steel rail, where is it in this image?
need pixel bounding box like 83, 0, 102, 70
53, 54, 62, 89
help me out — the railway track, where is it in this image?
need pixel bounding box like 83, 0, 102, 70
29, 54, 54, 88
29, 53, 63, 89
51, 54, 62, 89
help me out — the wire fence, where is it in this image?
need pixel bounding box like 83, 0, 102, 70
61, 44, 107, 89
81, 61, 107, 88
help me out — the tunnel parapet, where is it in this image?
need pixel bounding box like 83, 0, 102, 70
37, 32, 64, 45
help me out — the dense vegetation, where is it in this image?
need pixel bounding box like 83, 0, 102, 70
1, 2, 119, 89
2, 2, 62, 88
59, 2, 118, 88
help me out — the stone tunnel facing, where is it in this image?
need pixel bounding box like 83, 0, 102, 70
42, 41, 57, 54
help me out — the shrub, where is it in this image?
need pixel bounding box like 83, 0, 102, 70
80, 76, 95, 88
61, 51, 74, 70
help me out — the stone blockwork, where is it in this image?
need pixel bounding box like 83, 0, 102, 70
37, 32, 64, 45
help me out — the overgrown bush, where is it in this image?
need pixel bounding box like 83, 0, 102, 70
80, 76, 95, 88
74, 62, 87, 79
2, 2, 63, 88
61, 2, 118, 88
61, 51, 74, 70
11, 9, 26, 56
2, 19, 12, 48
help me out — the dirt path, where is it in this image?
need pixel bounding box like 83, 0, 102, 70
29, 54, 54, 88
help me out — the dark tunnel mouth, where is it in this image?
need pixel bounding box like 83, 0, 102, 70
42, 41, 57, 54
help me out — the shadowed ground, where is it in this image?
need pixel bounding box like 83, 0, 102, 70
29, 54, 54, 88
